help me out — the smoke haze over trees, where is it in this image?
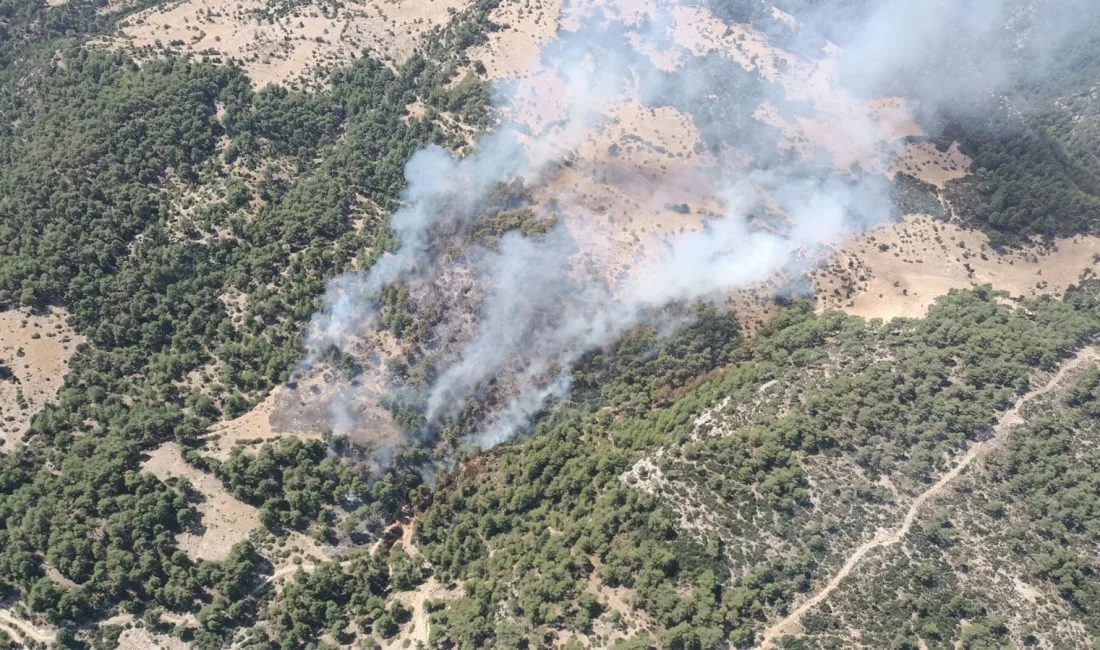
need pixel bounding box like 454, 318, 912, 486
304, 0, 1100, 464
1, 0, 1100, 647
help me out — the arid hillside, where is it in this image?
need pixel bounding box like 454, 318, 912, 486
110, 0, 469, 86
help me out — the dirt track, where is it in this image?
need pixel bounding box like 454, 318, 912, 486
757, 347, 1100, 648
0, 609, 55, 645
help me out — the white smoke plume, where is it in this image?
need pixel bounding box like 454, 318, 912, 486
303, 0, 1098, 463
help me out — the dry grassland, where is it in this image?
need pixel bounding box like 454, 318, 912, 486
0, 307, 83, 449
114, 0, 468, 87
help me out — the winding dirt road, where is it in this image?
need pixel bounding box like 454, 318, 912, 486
757, 348, 1099, 648
0, 608, 55, 645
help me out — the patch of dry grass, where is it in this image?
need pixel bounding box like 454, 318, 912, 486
112, 0, 469, 87
0, 307, 84, 448
813, 214, 1100, 321
142, 442, 261, 562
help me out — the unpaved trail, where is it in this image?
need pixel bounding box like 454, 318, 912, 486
757, 347, 1099, 648
269, 563, 315, 582
0, 609, 55, 645
253, 557, 351, 594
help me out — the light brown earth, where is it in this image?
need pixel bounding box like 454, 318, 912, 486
205, 388, 323, 461
271, 363, 405, 448
0, 307, 84, 449
143, 442, 335, 566
45, 565, 78, 590
205, 335, 406, 457
116, 627, 191, 650
0, 608, 55, 646
142, 442, 261, 561
467, 0, 563, 78
813, 214, 1100, 321
889, 141, 971, 188
625, 454, 732, 542
780, 58, 924, 172
261, 535, 334, 587
380, 578, 461, 649
750, 70, 928, 174
114, 0, 469, 87
529, 99, 723, 287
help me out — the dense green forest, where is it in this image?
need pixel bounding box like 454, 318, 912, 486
406, 286, 1100, 649
0, 0, 499, 645
1, 0, 1100, 648
172, 286, 1100, 649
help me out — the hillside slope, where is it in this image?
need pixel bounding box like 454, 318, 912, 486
1, 0, 1100, 649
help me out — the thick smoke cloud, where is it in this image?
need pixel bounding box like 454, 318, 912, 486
826, 0, 1100, 120
303, 0, 1092, 464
